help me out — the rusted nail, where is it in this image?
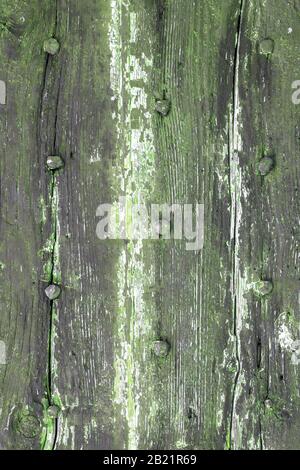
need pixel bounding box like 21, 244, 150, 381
0, 80, 6, 105
46, 155, 64, 171
259, 38, 275, 56
45, 284, 61, 300
152, 340, 170, 358
264, 398, 273, 409
47, 405, 60, 419
43, 38, 60, 55
258, 156, 274, 176
15, 412, 40, 438
253, 280, 273, 298
155, 99, 171, 117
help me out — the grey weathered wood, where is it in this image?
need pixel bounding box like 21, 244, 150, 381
231, 0, 300, 450
0, 0, 300, 450
48, 0, 239, 450
0, 0, 56, 449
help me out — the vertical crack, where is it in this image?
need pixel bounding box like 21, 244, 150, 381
228, 0, 244, 450
39, 2, 60, 451
45, 171, 59, 450
48, 173, 57, 398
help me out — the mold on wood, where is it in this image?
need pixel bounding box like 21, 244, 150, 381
0, 0, 299, 450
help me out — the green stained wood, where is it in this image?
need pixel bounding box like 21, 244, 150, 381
0, 0, 299, 450
231, 0, 300, 450
0, 0, 57, 450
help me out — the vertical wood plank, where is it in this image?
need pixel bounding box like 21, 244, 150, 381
1, 0, 300, 450
42, 0, 118, 449
149, 0, 241, 449
0, 0, 56, 449
230, 0, 300, 449
48, 0, 242, 449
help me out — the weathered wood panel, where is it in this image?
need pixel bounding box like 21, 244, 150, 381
0, 0, 56, 449
231, 0, 300, 450
0, 0, 299, 450
149, 0, 238, 449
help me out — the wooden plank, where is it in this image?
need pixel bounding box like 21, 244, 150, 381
148, 0, 241, 449
231, 0, 300, 450
37, 0, 118, 450
45, 0, 242, 449
1, 0, 300, 451
0, 0, 56, 449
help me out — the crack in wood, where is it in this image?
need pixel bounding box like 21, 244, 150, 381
38, 2, 60, 451
45, 171, 59, 451
228, 0, 244, 451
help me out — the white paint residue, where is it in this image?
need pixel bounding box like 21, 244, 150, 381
0, 340, 6, 365
0, 80, 6, 105
276, 313, 300, 365
278, 323, 295, 351
230, 1, 255, 449
291, 341, 300, 365
109, 2, 156, 449
90, 145, 102, 163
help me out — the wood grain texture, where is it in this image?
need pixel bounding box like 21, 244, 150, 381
231, 0, 300, 450
0, 0, 299, 450
0, 0, 56, 449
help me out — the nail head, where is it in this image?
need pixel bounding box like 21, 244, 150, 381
152, 340, 170, 358
155, 99, 171, 117
45, 284, 61, 300
264, 399, 273, 409
46, 155, 64, 171
258, 156, 274, 176
259, 38, 274, 55
43, 38, 60, 55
